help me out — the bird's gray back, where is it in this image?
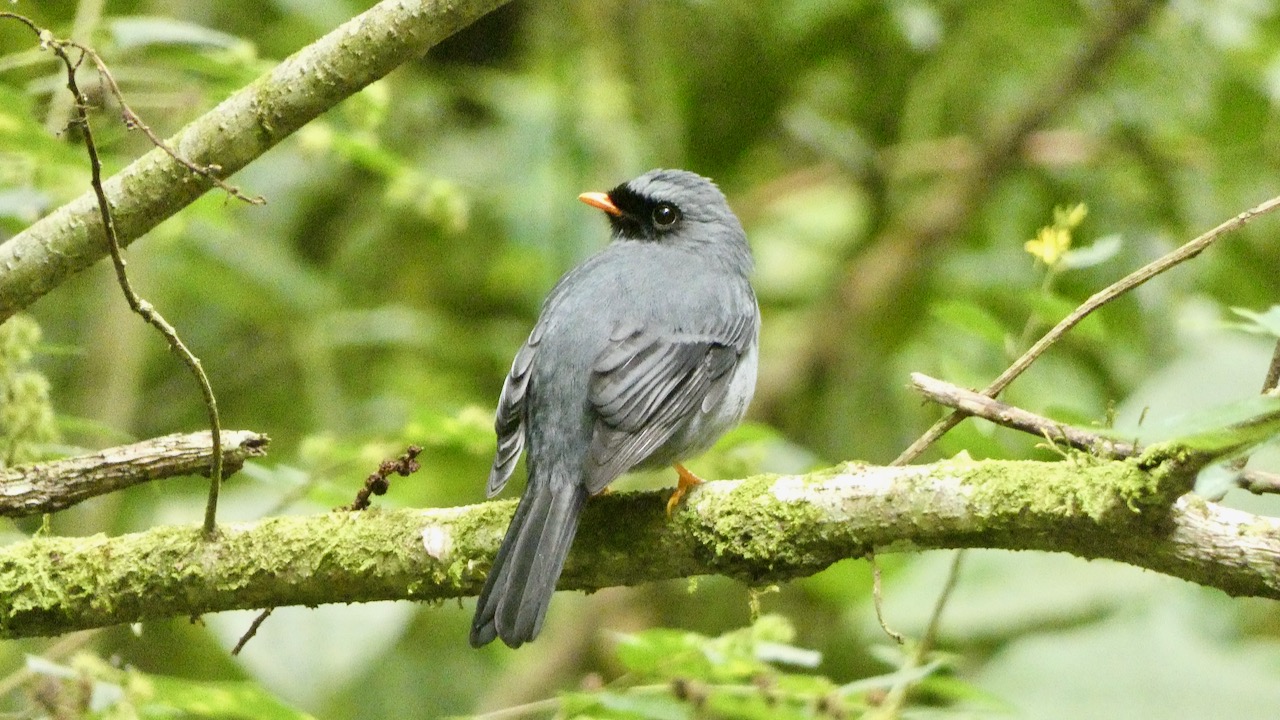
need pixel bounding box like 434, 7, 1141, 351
524, 240, 755, 483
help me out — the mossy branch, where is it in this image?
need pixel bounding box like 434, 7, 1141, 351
0, 0, 511, 322
3, 456, 1278, 640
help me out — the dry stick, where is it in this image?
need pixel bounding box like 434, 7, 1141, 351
0, 430, 268, 517
893, 192, 1280, 468
44, 37, 226, 538
870, 556, 904, 645
230, 608, 274, 656
910, 373, 1138, 459
909, 373, 1280, 494
77, 46, 264, 206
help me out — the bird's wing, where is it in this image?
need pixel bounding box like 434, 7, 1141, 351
583, 311, 756, 494
487, 318, 547, 497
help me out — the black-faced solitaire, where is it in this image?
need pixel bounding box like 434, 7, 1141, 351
470, 169, 759, 648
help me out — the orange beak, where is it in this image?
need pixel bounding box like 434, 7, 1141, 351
577, 191, 622, 217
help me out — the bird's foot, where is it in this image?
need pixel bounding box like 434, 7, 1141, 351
665, 463, 704, 516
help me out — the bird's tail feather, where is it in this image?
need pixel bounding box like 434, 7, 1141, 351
470, 480, 588, 648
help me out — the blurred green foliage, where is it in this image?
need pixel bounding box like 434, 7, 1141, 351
0, 315, 57, 466
4, 0, 1280, 717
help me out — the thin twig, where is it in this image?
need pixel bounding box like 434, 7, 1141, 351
893, 192, 1280, 467
19, 18, 230, 538
74, 45, 265, 205
1, 12, 264, 205
870, 551, 965, 719
870, 556, 904, 645
909, 373, 1280, 495
230, 608, 273, 656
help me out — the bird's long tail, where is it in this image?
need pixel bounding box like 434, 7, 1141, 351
469, 479, 588, 648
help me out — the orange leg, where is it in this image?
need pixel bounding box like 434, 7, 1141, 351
665, 463, 705, 516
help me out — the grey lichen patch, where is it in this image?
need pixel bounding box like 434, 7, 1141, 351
419, 500, 515, 595
959, 459, 1166, 525
804, 461, 867, 480
1236, 514, 1280, 538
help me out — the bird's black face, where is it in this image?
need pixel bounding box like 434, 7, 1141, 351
578, 169, 751, 274
603, 182, 685, 242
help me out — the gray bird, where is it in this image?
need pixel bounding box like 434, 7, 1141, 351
469, 168, 759, 649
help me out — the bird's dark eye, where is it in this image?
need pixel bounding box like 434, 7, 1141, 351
652, 202, 681, 228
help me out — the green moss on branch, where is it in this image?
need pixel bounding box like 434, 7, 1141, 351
1, 458, 1278, 639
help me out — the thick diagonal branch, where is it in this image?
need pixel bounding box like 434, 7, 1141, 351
3, 457, 1277, 640
0, 0, 510, 321
0, 431, 268, 517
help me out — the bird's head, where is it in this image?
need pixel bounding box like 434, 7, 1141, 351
578, 169, 752, 273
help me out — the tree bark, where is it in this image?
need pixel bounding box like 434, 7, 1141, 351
0, 431, 268, 517
3, 455, 1277, 640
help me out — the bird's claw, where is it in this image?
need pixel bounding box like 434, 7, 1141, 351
665, 463, 705, 516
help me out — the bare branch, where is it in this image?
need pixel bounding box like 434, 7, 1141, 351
893, 191, 1280, 465
0, 431, 268, 517
908, 372, 1280, 495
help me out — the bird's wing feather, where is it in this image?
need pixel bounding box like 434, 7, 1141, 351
583, 312, 754, 494
487, 318, 547, 497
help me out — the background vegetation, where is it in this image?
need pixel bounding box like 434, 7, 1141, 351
3, 0, 1280, 716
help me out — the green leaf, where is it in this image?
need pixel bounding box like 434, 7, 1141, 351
109, 15, 248, 51
134, 673, 317, 720
1139, 394, 1280, 459
593, 690, 692, 720
613, 629, 713, 680
931, 300, 1009, 348
1061, 234, 1123, 270
1228, 306, 1280, 338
